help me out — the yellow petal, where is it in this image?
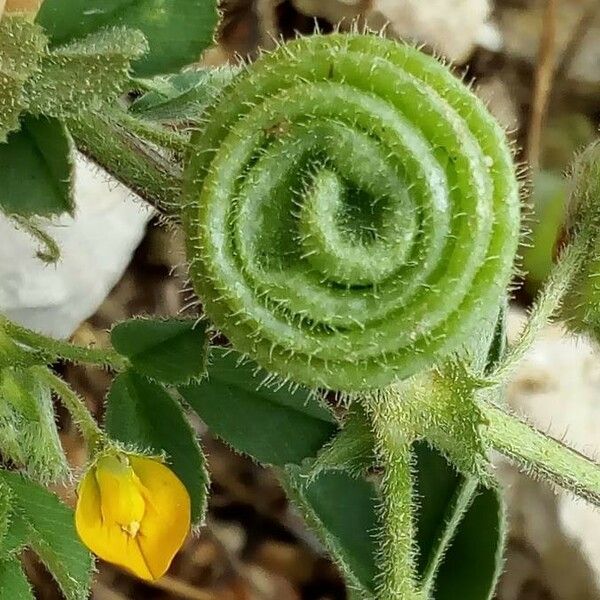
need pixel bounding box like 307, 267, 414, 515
75, 454, 191, 581
75, 466, 154, 580
129, 456, 191, 580
94, 455, 145, 526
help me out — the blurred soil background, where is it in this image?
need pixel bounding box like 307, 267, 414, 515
18, 0, 600, 598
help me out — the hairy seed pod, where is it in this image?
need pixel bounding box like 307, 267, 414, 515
183, 34, 520, 391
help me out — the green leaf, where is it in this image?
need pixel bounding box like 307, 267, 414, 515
24, 27, 148, 119
111, 318, 208, 385
293, 441, 505, 598
0, 16, 46, 75
413, 442, 464, 579
413, 443, 505, 599
431, 487, 506, 600
0, 480, 12, 552
179, 348, 338, 466
485, 302, 507, 373
0, 367, 69, 483
106, 371, 209, 524
2, 510, 28, 556
0, 73, 26, 143
37, 0, 219, 76
311, 406, 374, 477
284, 467, 379, 595
131, 67, 238, 123
0, 479, 27, 557
0, 115, 74, 217
0, 470, 93, 600
0, 16, 47, 141
0, 559, 34, 599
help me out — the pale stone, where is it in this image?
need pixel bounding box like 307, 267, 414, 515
0, 154, 152, 338
293, 0, 494, 62
367, 0, 493, 62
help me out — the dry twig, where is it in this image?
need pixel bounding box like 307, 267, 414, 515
527, 0, 559, 172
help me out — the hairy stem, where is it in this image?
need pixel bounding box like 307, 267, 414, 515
34, 366, 104, 451
68, 113, 183, 217
491, 216, 590, 384
480, 401, 600, 505
365, 389, 422, 600
0, 316, 128, 370
107, 108, 189, 155
11, 215, 61, 264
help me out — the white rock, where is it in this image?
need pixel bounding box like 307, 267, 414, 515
367, 0, 493, 62
0, 154, 153, 338
291, 0, 367, 24
292, 0, 493, 62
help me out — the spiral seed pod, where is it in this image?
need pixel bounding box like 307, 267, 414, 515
183, 34, 520, 391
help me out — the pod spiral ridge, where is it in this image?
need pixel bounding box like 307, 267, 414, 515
183, 34, 520, 391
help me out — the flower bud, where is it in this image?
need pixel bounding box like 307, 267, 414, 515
75, 452, 191, 581
564, 141, 600, 238
0, 367, 68, 482
559, 141, 600, 336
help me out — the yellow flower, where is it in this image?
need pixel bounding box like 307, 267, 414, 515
75, 453, 191, 581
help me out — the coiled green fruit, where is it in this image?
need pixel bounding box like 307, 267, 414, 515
183, 34, 520, 391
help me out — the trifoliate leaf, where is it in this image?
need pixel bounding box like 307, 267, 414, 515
37, 0, 219, 76
0, 470, 93, 600
106, 371, 209, 525
0, 115, 74, 217
0, 559, 34, 599
130, 67, 238, 123
179, 348, 338, 466
0, 16, 46, 140
111, 317, 208, 385
24, 26, 148, 119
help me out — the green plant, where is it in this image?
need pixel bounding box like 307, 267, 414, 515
1, 5, 600, 599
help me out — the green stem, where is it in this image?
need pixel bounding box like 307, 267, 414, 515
33, 366, 104, 452
68, 113, 183, 217
491, 228, 588, 383
107, 108, 189, 155
365, 389, 422, 600
0, 327, 42, 369
0, 316, 128, 370
480, 401, 600, 505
